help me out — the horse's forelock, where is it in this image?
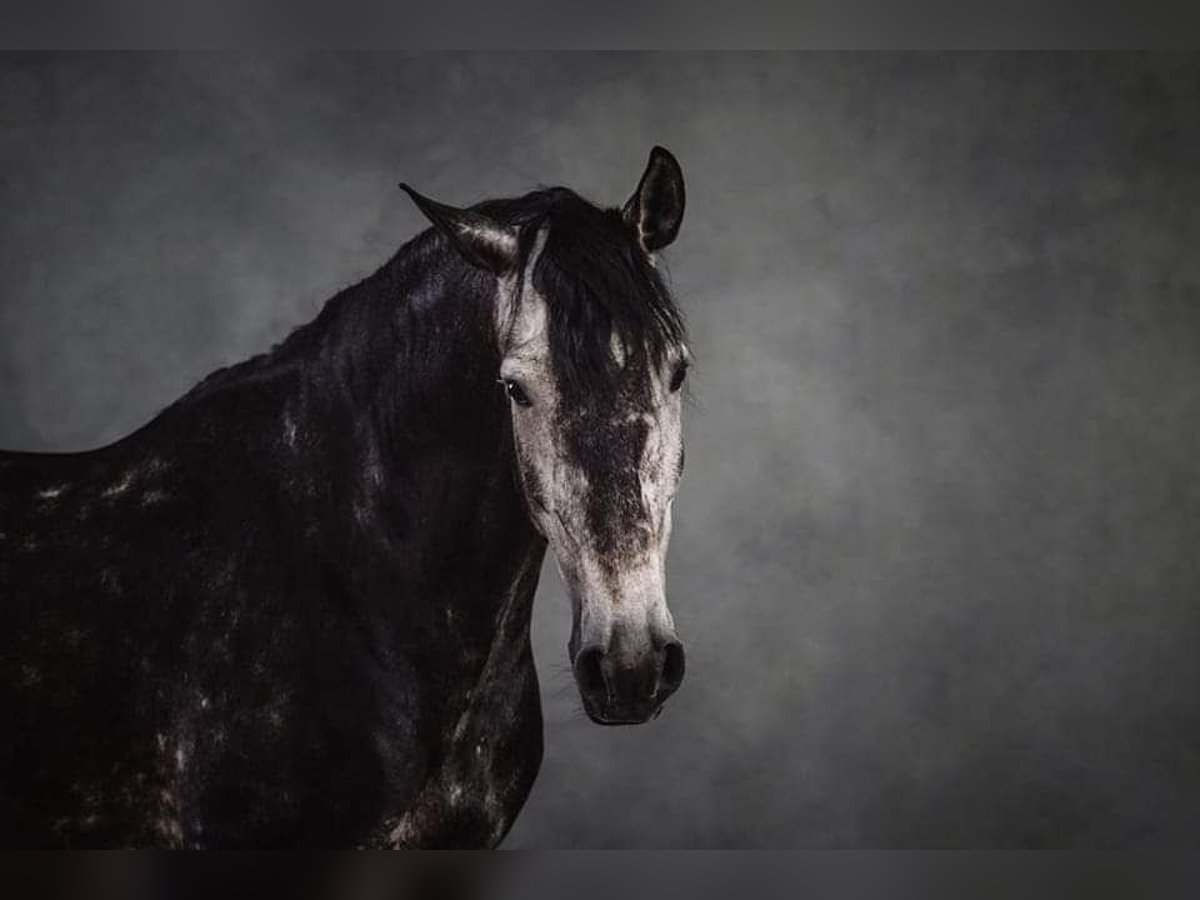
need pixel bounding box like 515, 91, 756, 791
489, 189, 686, 404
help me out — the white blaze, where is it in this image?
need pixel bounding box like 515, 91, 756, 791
494, 228, 685, 654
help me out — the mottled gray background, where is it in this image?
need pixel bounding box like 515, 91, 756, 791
3, 53, 1200, 847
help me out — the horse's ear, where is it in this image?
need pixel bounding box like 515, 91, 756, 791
400, 184, 518, 274
622, 146, 685, 253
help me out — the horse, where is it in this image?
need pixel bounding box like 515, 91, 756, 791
0, 147, 691, 848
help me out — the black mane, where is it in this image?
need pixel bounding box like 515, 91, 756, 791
179, 187, 684, 420
480, 188, 686, 399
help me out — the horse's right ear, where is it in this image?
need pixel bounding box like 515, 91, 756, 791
400, 184, 518, 275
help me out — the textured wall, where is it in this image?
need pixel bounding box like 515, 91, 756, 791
3, 53, 1200, 847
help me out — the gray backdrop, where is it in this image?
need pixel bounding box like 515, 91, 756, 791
3, 53, 1200, 847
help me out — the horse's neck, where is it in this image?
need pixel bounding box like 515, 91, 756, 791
249, 244, 542, 622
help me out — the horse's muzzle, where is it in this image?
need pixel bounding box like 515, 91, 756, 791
572, 635, 686, 725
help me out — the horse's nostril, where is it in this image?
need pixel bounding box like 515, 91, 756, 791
574, 646, 607, 698
661, 640, 686, 692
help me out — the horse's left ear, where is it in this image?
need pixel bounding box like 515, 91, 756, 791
622, 146, 686, 253
400, 184, 519, 274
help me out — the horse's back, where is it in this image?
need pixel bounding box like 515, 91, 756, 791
0, 446, 109, 633
0, 442, 166, 624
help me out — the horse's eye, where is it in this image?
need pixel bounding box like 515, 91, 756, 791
669, 361, 689, 393
503, 379, 533, 408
